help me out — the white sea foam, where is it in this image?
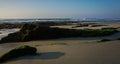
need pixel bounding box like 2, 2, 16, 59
0, 28, 20, 39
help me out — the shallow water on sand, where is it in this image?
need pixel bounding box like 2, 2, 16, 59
58, 32, 120, 40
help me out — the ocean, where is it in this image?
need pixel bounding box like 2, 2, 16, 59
0, 18, 72, 23
0, 18, 120, 23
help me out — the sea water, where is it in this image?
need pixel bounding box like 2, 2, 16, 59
0, 28, 20, 39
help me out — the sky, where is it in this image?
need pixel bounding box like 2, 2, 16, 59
0, 0, 120, 19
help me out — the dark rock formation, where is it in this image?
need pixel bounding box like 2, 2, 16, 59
0, 45, 37, 63
0, 23, 118, 43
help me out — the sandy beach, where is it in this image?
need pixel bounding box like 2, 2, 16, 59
0, 22, 120, 64
0, 40, 119, 64
1, 0, 120, 64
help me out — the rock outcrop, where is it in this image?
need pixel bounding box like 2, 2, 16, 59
0, 23, 118, 43
0, 45, 37, 63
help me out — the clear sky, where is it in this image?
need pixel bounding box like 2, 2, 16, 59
0, 0, 120, 18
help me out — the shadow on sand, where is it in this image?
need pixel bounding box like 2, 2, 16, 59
8, 52, 65, 62
36, 52, 65, 59
21, 52, 65, 59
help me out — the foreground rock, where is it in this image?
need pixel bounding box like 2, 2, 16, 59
0, 45, 37, 63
